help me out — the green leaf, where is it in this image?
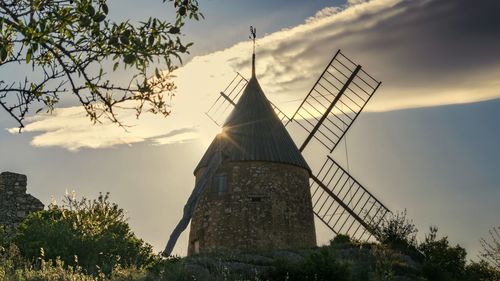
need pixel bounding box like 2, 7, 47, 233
80, 17, 91, 27
39, 20, 46, 32
87, 6, 96, 17
169, 27, 180, 34
26, 48, 32, 64
179, 7, 186, 16
94, 13, 106, 22
120, 34, 129, 44
0, 48, 7, 62
109, 36, 119, 46
102, 4, 109, 15
113, 62, 119, 71
123, 54, 135, 64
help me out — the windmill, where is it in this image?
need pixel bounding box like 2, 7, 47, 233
163, 27, 389, 256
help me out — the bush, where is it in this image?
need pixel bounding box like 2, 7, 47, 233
16, 258, 95, 281
265, 247, 351, 281
419, 227, 467, 281
376, 209, 421, 258
376, 210, 417, 248
0, 226, 7, 252
330, 234, 352, 246
465, 260, 499, 281
479, 226, 500, 270
146, 256, 193, 281
15, 192, 155, 276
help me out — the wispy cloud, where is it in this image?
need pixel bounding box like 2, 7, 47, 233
10, 0, 500, 150
305, 6, 342, 23
8, 106, 203, 151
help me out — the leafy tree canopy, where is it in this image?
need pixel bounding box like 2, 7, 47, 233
0, 0, 202, 129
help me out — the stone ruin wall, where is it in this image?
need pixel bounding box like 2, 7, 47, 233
0, 172, 44, 232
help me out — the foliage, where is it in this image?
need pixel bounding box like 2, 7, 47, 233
15, 192, 155, 275
0, 0, 202, 128
330, 234, 352, 246
4, 203, 500, 281
419, 227, 467, 281
465, 260, 500, 281
1, 251, 146, 281
0, 226, 6, 250
265, 247, 351, 281
479, 226, 500, 270
15, 258, 95, 281
146, 256, 192, 281
376, 209, 420, 257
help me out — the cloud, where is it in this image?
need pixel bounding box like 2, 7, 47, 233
10, 0, 500, 150
305, 7, 342, 23
9, 106, 204, 151
151, 128, 199, 145
347, 0, 369, 5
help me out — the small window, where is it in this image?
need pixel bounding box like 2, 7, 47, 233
249, 195, 264, 203
251, 197, 262, 202
213, 173, 228, 196
193, 240, 200, 254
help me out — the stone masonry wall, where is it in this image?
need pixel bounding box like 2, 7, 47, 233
188, 161, 316, 255
0, 172, 44, 231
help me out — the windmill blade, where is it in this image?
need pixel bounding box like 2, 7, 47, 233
163, 138, 225, 256
205, 73, 248, 126
310, 156, 389, 241
270, 102, 292, 124
205, 73, 291, 126
289, 50, 381, 153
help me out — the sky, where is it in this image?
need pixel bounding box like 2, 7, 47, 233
1, 0, 499, 258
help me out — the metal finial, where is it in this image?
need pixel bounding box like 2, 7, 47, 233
250, 26, 256, 77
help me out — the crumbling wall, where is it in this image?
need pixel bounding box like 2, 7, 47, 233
0, 172, 44, 231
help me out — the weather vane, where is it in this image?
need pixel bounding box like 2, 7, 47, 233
249, 26, 256, 54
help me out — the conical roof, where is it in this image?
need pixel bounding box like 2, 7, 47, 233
194, 73, 310, 174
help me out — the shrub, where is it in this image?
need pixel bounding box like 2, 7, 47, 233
0, 226, 5, 248
465, 260, 499, 281
479, 226, 500, 270
16, 257, 96, 281
376, 209, 420, 258
330, 234, 352, 246
15, 192, 155, 276
146, 256, 190, 281
265, 247, 351, 281
419, 227, 467, 281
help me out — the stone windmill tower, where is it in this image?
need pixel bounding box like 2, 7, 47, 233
187, 42, 317, 254
164, 27, 390, 256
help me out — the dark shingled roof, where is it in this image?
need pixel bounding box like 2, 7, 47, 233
194, 75, 310, 174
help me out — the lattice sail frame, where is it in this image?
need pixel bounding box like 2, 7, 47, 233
204, 49, 389, 241
205, 73, 291, 125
